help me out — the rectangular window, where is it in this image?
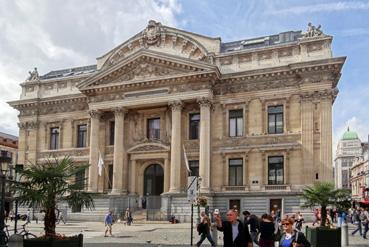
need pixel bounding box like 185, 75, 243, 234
77, 124, 87, 148
109, 121, 115, 145
268, 105, 284, 134
50, 127, 59, 150
268, 156, 284, 185
189, 160, 199, 177
229, 110, 243, 137
75, 168, 85, 190
189, 113, 200, 139
229, 158, 243, 186
147, 118, 160, 140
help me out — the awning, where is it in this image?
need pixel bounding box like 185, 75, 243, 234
359, 199, 369, 205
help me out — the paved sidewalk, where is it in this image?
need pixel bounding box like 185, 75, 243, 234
12, 220, 369, 246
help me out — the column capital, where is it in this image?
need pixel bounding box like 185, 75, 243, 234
197, 97, 212, 108
88, 110, 102, 119
113, 107, 127, 116
168, 100, 183, 111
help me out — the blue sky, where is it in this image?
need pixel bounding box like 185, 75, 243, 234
0, 0, 368, 151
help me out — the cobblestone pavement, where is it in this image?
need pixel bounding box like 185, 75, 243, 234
15, 220, 369, 246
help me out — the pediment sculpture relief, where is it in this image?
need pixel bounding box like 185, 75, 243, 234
113, 61, 194, 82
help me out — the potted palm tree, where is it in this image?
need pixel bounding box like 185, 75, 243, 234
12, 156, 94, 247
301, 182, 351, 247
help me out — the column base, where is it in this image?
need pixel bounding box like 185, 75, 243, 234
109, 189, 128, 195
168, 188, 180, 193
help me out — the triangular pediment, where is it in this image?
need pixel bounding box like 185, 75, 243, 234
78, 50, 218, 90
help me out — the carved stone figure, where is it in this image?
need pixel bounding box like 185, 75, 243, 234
27, 67, 39, 81
143, 20, 162, 46
304, 22, 323, 38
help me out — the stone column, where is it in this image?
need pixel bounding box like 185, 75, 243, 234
17, 123, 27, 165
169, 101, 182, 193
198, 98, 211, 192
301, 95, 314, 184
130, 159, 137, 194
164, 158, 170, 193
88, 110, 101, 193
320, 97, 332, 181
111, 107, 126, 194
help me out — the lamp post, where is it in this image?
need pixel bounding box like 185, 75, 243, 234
0, 157, 10, 247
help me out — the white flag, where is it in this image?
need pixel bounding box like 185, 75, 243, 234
98, 152, 104, 176
183, 145, 191, 174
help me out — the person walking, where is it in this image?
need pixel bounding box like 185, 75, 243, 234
125, 208, 133, 226
104, 210, 113, 237
361, 208, 369, 239
243, 210, 259, 245
214, 209, 252, 247
295, 212, 304, 231
259, 214, 275, 247
351, 208, 362, 237
279, 217, 311, 247
26, 209, 31, 224
196, 211, 215, 247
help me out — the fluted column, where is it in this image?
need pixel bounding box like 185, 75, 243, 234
88, 110, 101, 192
169, 101, 182, 193
301, 95, 314, 184
164, 158, 170, 192
320, 97, 332, 181
198, 98, 211, 192
111, 107, 126, 194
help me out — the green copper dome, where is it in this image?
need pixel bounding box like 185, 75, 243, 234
341, 127, 359, 140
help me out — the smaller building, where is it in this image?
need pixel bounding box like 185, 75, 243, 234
0, 132, 18, 168
0, 132, 18, 214
335, 128, 365, 189
350, 157, 369, 202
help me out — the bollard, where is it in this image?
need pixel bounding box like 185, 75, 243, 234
341, 222, 349, 247
8, 234, 23, 247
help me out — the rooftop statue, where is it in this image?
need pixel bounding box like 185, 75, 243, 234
304, 22, 324, 38
143, 20, 162, 46
27, 67, 39, 81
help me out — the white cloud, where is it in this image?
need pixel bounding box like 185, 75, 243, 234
339, 28, 369, 37
270, 1, 369, 15
0, 0, 181, 136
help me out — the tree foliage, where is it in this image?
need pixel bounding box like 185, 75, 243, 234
12, 156, 94, 236
301, 182, 351, 227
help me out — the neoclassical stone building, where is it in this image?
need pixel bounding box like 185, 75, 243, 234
9, 21, 345, 220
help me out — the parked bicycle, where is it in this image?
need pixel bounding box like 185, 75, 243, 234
3, 222, 37, 242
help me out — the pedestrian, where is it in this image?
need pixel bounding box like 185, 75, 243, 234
361, 208, 369, 239
125, 208, 133, 226
279, 217, 311, 247
196, 211, 215, 247
26, 209, 31, 224
214, 209, 252, 247
312, 208, 320, 226
259, 214, 275, 247
104, 210, 113, 237
351, 208, 362, 237
295, 212, 304, 231
243, 210, 259, 244
9, 210, 14, 222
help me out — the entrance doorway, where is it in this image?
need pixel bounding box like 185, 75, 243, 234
144, 164, 163, 209
229, 199, 241, 212
270, 198, 282, 216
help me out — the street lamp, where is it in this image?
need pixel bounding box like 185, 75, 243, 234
0, 157, 10, 247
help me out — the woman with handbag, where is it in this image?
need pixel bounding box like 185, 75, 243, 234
279, 218, 311, 247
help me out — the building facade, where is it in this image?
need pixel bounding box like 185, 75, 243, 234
334, 128, 367, 189
350, 158, 369, 203
0, 132, 18, 169
9, 21, 344, 221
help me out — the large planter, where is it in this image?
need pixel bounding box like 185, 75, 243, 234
305, 226, 341, 247
24, 234, 83, 247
